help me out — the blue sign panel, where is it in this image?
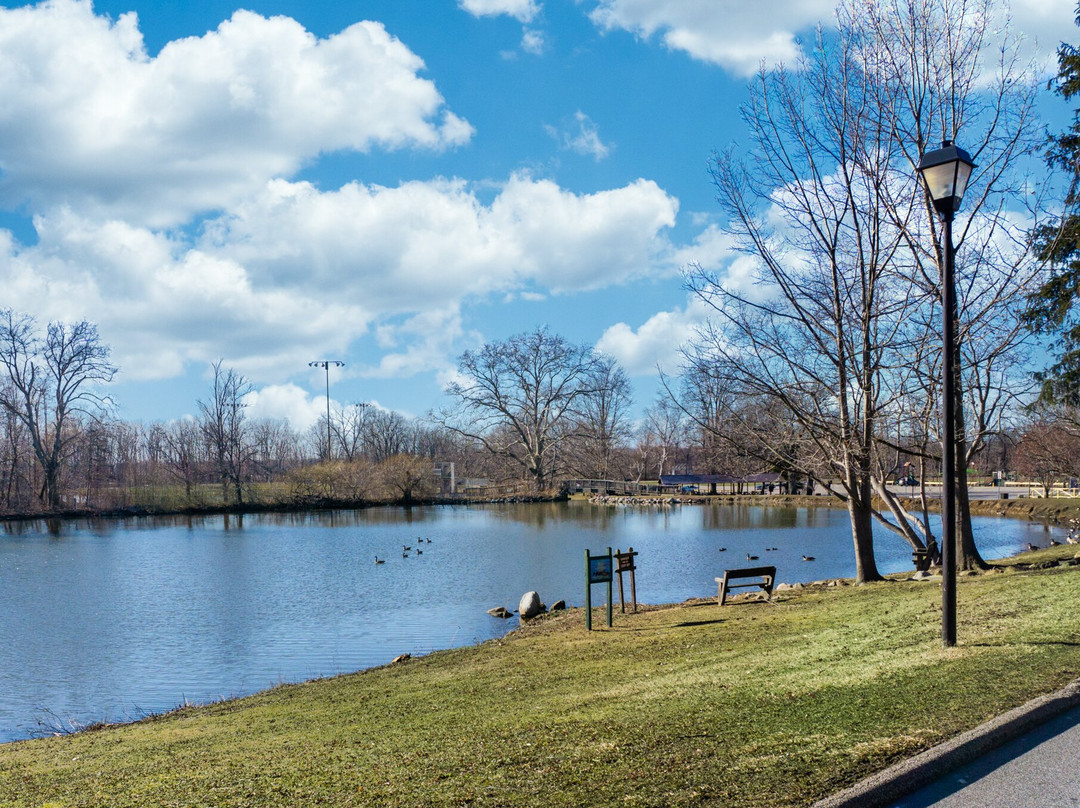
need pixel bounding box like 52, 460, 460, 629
589, 555, 613, 584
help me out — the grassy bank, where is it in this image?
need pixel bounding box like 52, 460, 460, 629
964, 495, 1080, 523
2, 548, 1078, 807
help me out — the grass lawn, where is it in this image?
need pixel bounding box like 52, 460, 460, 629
1, 548, 1078, 807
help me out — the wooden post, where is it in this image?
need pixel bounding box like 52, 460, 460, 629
617, 547, 626, 613
614, 547, 639, 614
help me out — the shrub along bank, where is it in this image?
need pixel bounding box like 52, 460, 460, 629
1, 547, 1078, 807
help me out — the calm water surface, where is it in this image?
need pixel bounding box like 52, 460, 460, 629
0, 501, 1065, 742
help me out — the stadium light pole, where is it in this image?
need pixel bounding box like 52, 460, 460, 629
309, 360, 345, 461
916, 140, 975, 649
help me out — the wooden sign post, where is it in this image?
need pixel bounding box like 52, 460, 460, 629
614, 547, 638, 613
584, 547, 613, 631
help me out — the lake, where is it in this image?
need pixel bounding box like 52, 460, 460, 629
0, 500, 1065, 743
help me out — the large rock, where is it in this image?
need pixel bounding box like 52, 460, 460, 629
519, 591, 543, 620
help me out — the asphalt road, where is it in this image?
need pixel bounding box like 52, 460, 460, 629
887, 705, 1080, 807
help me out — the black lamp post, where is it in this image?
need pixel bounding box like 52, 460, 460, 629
916, 140, 975, 648
309, 360, 345, 460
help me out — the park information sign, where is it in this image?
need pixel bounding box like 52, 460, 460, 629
589, 554, 612, 583
584, 548, 613, 630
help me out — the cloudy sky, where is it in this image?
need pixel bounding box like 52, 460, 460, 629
0, 0, 1072, 431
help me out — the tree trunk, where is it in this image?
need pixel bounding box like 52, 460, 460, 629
44, 462, 61, 510
849, 470, 883, 583
952, 321, 989, 570
850, 494, 883, 583
955, 432, 988, 570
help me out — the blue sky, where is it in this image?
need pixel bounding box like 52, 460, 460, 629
0, 0, 1072, 432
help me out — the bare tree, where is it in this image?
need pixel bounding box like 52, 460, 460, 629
0, 398, 35, 511
157, 418, 203, 501
249, 418, 301, 480
363, 409, 416, 464
690, 15, 920, 581
636, 398, 688, 481
439, 327, 601, 492
862, 0, 1044, 569
377, 454, 435, 504
568, 355, 634, 479
0, 310, 117, 510
685, 0, 1042, 581
332, 402, 371, 460
1014, 413, 1080, 496
198, 361, 252, 506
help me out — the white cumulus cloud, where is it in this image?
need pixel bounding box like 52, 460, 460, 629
586, 0, 834, 75
544, 111, 612, 161
0, 172, 682, 384
201, 173, 679, 308
459, 0, 541, 23
595, 297, 711, 376
0, 1, 718, 417
586, 0, 1071, 77
245, 383, 328, 432
0, 0, 472, 227
521, 28, 547, 55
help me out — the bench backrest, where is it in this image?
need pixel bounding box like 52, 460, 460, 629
724, 565, 776, 580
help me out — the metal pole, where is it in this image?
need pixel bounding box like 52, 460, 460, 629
323, 363, 332, 459
941, 213, 957, 648
585, 549, 592, 631
309, 360, 344, 462
606, 546, 613, 628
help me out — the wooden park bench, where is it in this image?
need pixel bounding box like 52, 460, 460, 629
716, 565, 777, 606
912, 548, 932, 572
912, 540, 940, 572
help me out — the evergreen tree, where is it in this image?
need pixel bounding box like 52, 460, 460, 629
1027, 5, 1080, 404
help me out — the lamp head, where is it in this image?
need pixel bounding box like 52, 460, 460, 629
917, 140, 975, 217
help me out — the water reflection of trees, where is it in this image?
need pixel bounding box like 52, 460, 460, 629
0, 499, 858, 541
700, 504, 801, 530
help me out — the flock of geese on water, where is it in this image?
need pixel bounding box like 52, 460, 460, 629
370, 521, 1080, 566
716, 546, 817, 562
721, 519, 1080, 564
1025, 519, 1080, 552
373, 537, 433, 565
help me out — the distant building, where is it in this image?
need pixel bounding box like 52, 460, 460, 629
433, 462, 455, 495
659, 473, 783, 495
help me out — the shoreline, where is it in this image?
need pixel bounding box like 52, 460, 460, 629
4, 537, 1075, 748
3, 490, 1077, 528
584, 491, 1080, 524
2, 496, 1074, 748
2, 550, 1077, 806
0, 493, 568, 525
